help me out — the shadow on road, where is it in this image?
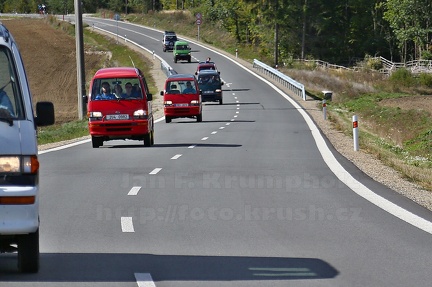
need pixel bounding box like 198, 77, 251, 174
0, 253, 338, 282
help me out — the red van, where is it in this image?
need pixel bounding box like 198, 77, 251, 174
86, 67, 154, 148
161, 74, 202, 123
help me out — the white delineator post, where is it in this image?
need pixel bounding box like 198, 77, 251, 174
353, 115, 359, 151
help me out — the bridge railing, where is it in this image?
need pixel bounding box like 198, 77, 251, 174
253, 59, 306, 101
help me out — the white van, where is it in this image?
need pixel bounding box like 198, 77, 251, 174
0, 22, 54, 273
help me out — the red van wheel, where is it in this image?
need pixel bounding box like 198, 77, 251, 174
144, 132, 151, 147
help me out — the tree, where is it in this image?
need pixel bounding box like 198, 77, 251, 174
383, 0, 432, 61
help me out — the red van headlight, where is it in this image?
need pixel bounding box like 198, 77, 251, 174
88, 111, 103, 121
133, 109, 147, 119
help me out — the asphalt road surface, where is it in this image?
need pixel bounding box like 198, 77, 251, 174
1, 15, 432, 287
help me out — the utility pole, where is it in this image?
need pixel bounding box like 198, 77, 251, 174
74, 0, 86, 120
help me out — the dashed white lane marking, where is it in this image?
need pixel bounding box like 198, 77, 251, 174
226, 123, 230, 126
234, 115, 238, 118
171, 154, 182, 160
237, 104, 240, 106
128, 186, 141, 196
236, 111, 239, 113
211, 131, 217, 134
188, 145, 196, 148
149, 168, 162, 175
201, 137, 209, 140
121, 217, 134, 232
231, 119, 235, 121
135, 273, 156, 287
219, 127, 225, 130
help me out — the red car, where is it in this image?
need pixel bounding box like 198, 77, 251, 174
161, 74, 202, 123
86, 67, 155, 148
195, 61, 219, 75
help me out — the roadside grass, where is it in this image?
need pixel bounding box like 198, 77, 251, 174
282, 61, 432, 190
37, 120, 89, 145
290, 66, 432, 191
37, 16, 158, 145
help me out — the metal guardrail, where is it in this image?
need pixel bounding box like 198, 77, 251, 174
253, 59, 306, 101
160, 59, 177, 76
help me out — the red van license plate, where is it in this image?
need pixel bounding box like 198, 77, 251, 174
106, 114, 129, 120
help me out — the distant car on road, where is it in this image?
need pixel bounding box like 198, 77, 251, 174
195, 61, 219, 75
86, 67, 155, 148
197, 70, 224, 104
162, 31, 177, 52
173, 41, 191, 63
161, 74, 202, 123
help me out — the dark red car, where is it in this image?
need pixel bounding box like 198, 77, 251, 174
195, 61, 219, 75
161, 74, 202, 123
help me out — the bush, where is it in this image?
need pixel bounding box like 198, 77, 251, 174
366, 57, 383, 70
418, 73, 432, 87
389, 68, 415, 87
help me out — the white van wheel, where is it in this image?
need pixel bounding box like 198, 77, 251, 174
18, 229, 39, 273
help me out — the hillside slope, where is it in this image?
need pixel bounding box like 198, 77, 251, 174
3, 17, 102, 123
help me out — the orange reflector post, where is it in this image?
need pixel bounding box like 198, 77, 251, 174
0, 196, 36, 205
353, 121, 358, 128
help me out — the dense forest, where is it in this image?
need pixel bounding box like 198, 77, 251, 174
1, 0, 431, 66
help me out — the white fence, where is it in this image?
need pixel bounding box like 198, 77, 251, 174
294, 57, 432, 75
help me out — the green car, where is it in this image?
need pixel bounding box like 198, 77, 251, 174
173, 41, 191, 63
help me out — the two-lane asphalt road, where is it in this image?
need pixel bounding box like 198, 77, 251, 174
1, 16, 432, 287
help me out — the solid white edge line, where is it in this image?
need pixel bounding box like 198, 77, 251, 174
257, 72, 432, 234
121, 217, 135, 232
135, 273, 156, 287
128, 186, 141, 196
38, 139, 91, 154
194, 34, 432, 233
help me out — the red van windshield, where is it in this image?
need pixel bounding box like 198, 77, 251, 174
91, 78, 143, 100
